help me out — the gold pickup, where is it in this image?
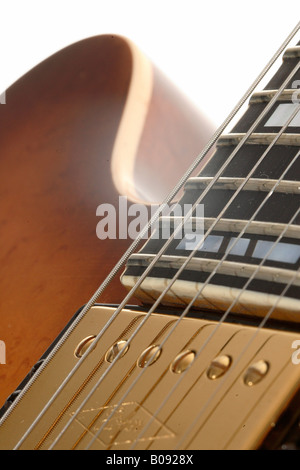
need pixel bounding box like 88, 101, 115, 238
0, 306, 299, 450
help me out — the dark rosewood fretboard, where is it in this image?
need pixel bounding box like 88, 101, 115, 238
121, 44, 300, 324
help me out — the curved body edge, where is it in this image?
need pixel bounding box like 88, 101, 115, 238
0, 34, 214, 405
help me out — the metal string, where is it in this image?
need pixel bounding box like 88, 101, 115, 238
81, 94, 300, 449
8, 65, 260, 448
52, 75, 300, 449
126, 151, 300, 450
176, 261, 300, 450
11, 23, 300, 449
85, 146, 300, 449
47, 39, 300, 450
48, 87, 300, 449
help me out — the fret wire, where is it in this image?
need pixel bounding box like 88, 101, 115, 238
83, 108, 300, 450
47, 40, 300, 450
125, 149, 300, 451
177, 264, 300, 451
49, 94, 300, 450
11, 24, 300, 449
63, 31, 300, 449
141, 210, 300, 451
8, 43, 270, 449
113, 160, 300, 451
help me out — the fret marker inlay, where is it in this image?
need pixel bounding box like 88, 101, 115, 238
265, 103, 300, 128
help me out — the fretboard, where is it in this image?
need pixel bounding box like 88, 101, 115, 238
121, 45, 300, 324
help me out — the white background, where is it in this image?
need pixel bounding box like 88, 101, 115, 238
0, 0, 299, 125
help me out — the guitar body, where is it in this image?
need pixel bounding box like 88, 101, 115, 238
0, 36, 213, 406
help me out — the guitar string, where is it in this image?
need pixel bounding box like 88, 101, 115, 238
87, 163, 300, 450
176, 263, 300, 450
131, 205, 300, 450
83, 141, 300, 448
9, 84, 237, 449
125, 151, 300, 450
49, 68, 300, 449
11, 23, 300, 448
8, 45, 271, 446
47, 39, 300, 449
82, 90, 300, 449
49, 70, 300, 450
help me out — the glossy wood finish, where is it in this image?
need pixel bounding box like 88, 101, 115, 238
134, 66, 214, 203
0, 35, 214, 405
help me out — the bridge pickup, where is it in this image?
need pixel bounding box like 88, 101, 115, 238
184, 177, 300, 194
1, 306, 300, 450
217, 133, 300, 147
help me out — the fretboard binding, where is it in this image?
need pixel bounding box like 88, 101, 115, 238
159, 216, 300, 239
283, 46, 300, 60
185, 177, 300, 194
250, 89, 296, 104
217, 133, 300, 147
125, 254, 300, 286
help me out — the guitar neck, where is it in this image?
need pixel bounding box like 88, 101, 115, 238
121, 44, 300, 324
1, 28, 300, 452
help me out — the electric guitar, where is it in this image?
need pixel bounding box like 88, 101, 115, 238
0, 25, 300, 450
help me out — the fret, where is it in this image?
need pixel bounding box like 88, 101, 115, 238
139, 217, 300, 285
121, 255, 300, 323
121, 38, 300, 323
217, 133, 300, 147
185, 177, 300, 194
199, 144, 300, 180
249, 89, 295, 104
124, 254, 300, 287
232, 98, 300, 134
181, 189, 300, 224
141, 217, 300, 268
265, 50, 300, 90
160, 216, 300, 239
283, 46, 300, 60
